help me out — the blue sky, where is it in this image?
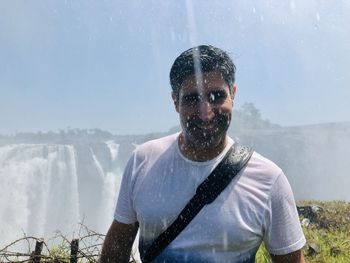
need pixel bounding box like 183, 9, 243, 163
1, 0, 350, 135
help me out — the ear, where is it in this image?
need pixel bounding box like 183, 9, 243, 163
231, 84, 237, 100
172, 92, 179, 113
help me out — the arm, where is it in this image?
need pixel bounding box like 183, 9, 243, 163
263, 172, 306, 263
100, 220, 139, 263
270, 249, 306, 263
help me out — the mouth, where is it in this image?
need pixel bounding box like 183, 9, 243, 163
186, 114, 230, 134
196, 123, 215, 129
194, 123, 217, 132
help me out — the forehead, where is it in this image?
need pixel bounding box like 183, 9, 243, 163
180, 70, 229, 95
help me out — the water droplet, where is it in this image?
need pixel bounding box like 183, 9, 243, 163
316, 12, 320, 21
210, 93, 215, 101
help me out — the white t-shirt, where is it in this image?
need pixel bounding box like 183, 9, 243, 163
114, 133, 305, 263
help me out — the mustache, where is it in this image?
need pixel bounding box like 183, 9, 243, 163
187, 114, 230, 127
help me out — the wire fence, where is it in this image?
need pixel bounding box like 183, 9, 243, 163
0, 224, 105, 263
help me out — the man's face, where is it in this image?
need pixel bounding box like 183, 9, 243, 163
173, 70, 235, 150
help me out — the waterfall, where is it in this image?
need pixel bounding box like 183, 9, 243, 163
0, 141, 123, 248
1, 124, 350, 250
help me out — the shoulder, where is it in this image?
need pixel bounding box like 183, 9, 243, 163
131, 133, 179, 161
243, 150, 297, 212
135, 133, 178, 153
236, 149, 289, 200
121, 133, 179, 189
247, 151, 283, 181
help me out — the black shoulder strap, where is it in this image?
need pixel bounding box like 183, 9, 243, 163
143, 144, 253, 263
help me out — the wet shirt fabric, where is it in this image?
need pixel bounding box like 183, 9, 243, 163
114, 133, 306, 263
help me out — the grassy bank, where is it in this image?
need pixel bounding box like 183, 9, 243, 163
256, 201, 350, 263
298, 201, 350, 263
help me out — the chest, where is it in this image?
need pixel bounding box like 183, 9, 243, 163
132, 159, 266, 242
133, 160, 210, 228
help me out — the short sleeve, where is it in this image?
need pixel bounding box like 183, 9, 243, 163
114, 153, 138, 224
263, 172, 306, 255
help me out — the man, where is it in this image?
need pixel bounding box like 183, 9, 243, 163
101, 45, 306, 263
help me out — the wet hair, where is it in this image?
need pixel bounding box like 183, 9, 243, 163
169, 45, 236, 99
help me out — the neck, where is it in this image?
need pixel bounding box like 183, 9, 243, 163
178, 133, 228, 162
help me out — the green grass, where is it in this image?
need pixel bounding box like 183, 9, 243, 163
255, 201, 350, 263
256, 244, 272, 263
298, 200, 350, 263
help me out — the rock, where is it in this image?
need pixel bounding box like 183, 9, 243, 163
301, 218, 310, 227
319, 229, 327, 237
307, 243, 319, 257
311, 205, 323, 213
297, 204, 324, 224
330, 246, 341, 257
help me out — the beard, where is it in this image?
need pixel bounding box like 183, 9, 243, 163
181, 112, 231, 149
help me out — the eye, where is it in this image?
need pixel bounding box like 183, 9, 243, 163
208, 91, 227, 103
182, 94, 201, 106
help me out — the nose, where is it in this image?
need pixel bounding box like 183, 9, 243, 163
198, 100, 214, 121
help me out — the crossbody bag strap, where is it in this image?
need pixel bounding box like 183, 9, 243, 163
143, 144, 253, 263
